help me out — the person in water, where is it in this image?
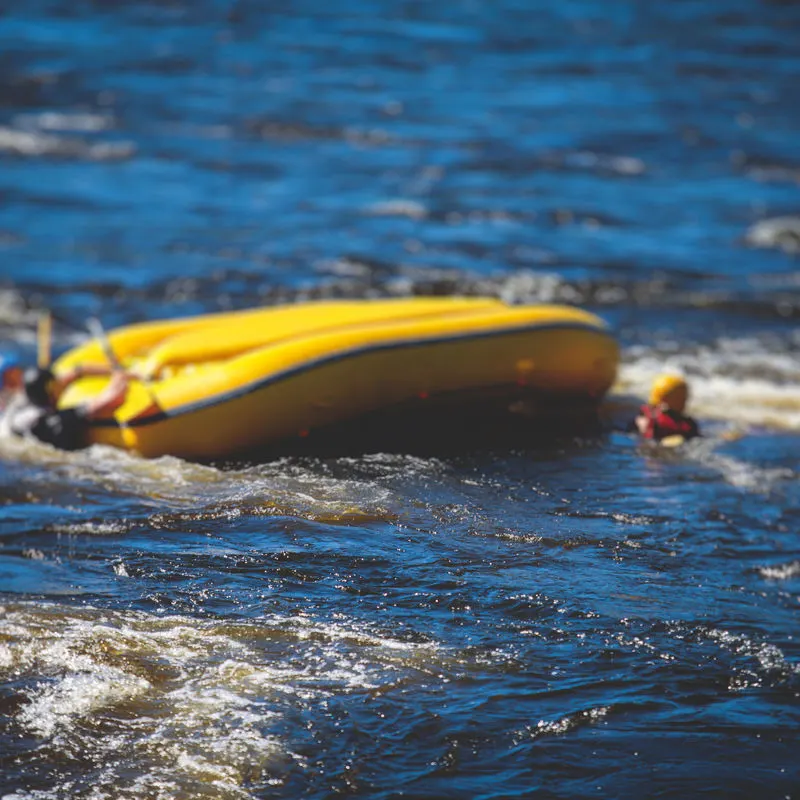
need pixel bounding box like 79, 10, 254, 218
0, 354, 129, 451
635, 373, 699, 442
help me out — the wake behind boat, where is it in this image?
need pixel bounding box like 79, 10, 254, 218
53, 297, 619, 460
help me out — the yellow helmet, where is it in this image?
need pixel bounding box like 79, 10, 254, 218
649, 374, 688, 412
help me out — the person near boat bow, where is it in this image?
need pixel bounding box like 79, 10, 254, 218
0, 354, 129, 451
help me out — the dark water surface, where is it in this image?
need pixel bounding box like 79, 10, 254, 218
1, 1, 800, 798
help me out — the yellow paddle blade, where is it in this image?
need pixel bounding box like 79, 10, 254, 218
660, 434, 685, 448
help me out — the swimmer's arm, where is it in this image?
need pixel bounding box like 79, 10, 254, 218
79, 372, 130, 420
54, 364, 138, 395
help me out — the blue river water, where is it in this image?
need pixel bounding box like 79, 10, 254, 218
1, 1, 799, 798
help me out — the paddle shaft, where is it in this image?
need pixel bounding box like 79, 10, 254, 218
87, 317, 123, 371
37, 311, 52, 369
87, 317, 162, 416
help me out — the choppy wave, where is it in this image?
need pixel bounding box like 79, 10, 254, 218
745, 216, 800, 255
4, 590, 796, 799
758, 560, 800, 581
68, 448, 404, 520
657, 436, 796, 491
14, 112, 115, 133
0, 434, 425, 527
0, 601, 442, 800
0, 290, 42, 342
0, 125, 135, 162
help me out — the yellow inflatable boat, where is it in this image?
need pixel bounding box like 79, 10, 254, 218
53, 296, 619, 459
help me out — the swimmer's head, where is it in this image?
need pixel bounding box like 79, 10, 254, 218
649, 374, 689, 413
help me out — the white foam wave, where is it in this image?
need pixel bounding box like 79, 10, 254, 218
380, 268, 571, 304
15, 111, 114, 133
50, 446, 400, 523
365, 199, 428, 219
0, 288, 38, 328
672, 437, 795, 491
0, 432, 404, 526
0, 602, 444, 799
758, 561, 800, 581
0, 427, 72, 463
706, 627, 799, 686
491, 271, 572, 305
514, 705, 610, 741
0, 126, 134, 161
19, 668, 151, 739
54, 520, 130, 536
562, 151, 646, 175
745, 215, 800, 255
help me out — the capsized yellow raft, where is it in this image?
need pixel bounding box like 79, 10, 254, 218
53, 296, 619, 459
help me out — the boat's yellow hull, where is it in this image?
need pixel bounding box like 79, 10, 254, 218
54, 297, 618, 459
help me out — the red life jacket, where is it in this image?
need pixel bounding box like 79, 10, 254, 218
639, 404, 699, 441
